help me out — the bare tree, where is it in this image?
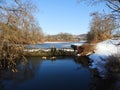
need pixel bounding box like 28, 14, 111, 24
0, 0, 43, 44
78, 0, 120, 41
87, 12, 117, 42
78, 0, 120, 18
0, 0, 43, 71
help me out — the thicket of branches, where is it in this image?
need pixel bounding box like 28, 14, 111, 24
79, 0, 120, 42
87, 12, 118, 42
0, 0, 43, 71
79, 0, 120, 15
0, 0, 43, 44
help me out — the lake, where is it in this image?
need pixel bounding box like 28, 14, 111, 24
1, 56, 95, 90
0, 42, 115, 90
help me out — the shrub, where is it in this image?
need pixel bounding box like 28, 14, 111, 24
78, 43, 95, 56
105, 55, 120, 73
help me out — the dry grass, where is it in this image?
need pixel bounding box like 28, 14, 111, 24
0, 41, 25, 71
105, 55, 120, 73
78, 43, 95, 56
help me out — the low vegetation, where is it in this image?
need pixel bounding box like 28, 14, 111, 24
78, 43, 95, 56
105, 55, 120, 74
0, 40, 26, 71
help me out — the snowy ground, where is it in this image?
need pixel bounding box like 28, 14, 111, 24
89, 39, 120, 77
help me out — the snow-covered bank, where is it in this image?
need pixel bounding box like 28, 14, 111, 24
89, 39, 120, 77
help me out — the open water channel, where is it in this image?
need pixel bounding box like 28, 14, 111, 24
0, 42, 115, 90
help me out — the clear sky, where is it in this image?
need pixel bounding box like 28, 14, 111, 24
34, 0, 111, 35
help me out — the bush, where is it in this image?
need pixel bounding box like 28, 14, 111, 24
0, 41, 25, 71
105, 55, 120, 73
78, 43, 95, 56
87, 12, 116, 43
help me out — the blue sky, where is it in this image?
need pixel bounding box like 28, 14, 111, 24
34, 0, 110, 35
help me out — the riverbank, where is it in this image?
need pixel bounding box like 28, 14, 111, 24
88, 39, 120, 77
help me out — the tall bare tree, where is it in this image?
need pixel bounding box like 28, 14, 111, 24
78, 0, 120, 40
0, 0, 43, 44
87, 12, 117, 42
0, 0, 43, 71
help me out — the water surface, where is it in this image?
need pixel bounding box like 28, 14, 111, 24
0, 42, 117, 90
2, 57, 92, 90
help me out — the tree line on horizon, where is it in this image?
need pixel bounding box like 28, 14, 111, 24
44, 33, 86, 42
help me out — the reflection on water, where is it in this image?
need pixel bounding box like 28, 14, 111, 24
74, 56, 90, 68
0, 57, 91, 90
0, 56, 119, 90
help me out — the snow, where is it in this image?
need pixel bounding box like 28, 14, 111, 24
89, 39, 120, 77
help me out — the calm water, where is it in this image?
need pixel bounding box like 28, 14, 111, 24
1, 42, 115, 90
1, 57, 93, 90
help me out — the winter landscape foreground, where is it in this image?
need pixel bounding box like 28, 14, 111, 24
89, 39, 120, 77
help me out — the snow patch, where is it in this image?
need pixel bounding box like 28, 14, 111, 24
89, 39, 120, 77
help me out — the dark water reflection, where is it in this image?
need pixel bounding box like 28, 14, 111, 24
0, 57, 117, 90
0, 57, 91, 90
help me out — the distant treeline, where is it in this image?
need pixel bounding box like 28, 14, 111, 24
44, 33, 87, 42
